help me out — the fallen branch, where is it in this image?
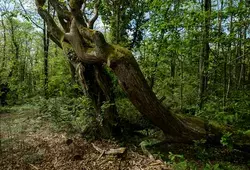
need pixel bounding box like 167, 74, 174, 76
91, 143, 126, 156
140, 144, 154, 160
106, 148, 127, 155
29, 164, 39, 170
92, 143, 103, 153
97, 150, 105, 160
139, 140, 162, 160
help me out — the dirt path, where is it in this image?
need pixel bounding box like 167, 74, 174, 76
0, 109, 171, 170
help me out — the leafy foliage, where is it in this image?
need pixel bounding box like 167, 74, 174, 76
38, 97, 94, 134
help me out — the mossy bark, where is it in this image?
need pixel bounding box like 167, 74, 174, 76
106, 46, 206, 142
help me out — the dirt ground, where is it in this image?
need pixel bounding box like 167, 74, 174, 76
0, 109, 172, 170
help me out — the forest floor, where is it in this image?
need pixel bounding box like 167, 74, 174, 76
1, 105, 250, 170
0, 106, 171, 170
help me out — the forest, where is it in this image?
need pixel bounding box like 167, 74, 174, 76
0, 0, 250, 169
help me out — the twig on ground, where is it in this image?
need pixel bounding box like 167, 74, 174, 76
91, 143, 127, 160
29, 164, 39, 170
97, 150, 105, 160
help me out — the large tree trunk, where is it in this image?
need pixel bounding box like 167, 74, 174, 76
108, 46, 206, 142
81, 63, 119, 138
63, 44, 119, 138
34, 0, 250, 148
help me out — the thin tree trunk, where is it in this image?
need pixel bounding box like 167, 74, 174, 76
199, 0, 211, 109
0, 17, 8, 107
237, 21, 243, 88
180, 55, 184, 110
241, 18, 247, 88
9, 17, 19, 78
149, 31, 164, 90
7, 17, 19, 103
216, 0, 223, 86
9, 17, 19, 61
115, 1, 120, 44
170, 55, 176, 99
43, 21, 50, 99
217, 0, 227, 109
1, 17, 6, 69
226, 0, 233, 99
43, 2, 50, 99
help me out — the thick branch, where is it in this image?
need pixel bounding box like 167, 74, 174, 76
35, 0, 46, 7
76, 23, 108, 51
88, 0, 100, 29
92, 143, 126, 155
36, 5, 64, 43
69, 0, 87, 27
35, 0, 64, 47
48, 0, 71, 31
49, 0, 71, 20
82, 1, 89, 24
50, 34, 62, 48
64, 20, 105, 64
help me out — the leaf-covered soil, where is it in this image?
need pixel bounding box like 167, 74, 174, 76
0, 108, 171, 170
1, 106, 250, 170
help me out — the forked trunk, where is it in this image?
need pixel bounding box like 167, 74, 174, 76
66, 50, 119, 138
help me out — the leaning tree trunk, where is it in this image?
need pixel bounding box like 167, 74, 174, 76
34, 0, 250, 148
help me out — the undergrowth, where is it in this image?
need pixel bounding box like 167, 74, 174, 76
1, 98, 250, 170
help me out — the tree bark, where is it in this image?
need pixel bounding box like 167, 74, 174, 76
73, 60, 119, 138
107, 45, 206, 141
